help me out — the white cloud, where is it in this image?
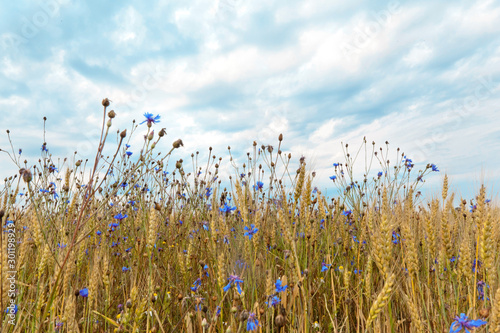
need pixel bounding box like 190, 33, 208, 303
1, 0, 499, 200
111, 6, 147, 46
403, 41, 433, 67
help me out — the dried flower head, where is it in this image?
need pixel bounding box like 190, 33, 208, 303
173, 139, 183, 149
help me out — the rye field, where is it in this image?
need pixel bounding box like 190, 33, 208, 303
1, 100, 499, 333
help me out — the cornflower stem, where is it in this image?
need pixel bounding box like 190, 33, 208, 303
36, 104, 110, 331
473, 228, 480, 315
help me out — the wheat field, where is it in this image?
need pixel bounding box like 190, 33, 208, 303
0, 100, 498, 333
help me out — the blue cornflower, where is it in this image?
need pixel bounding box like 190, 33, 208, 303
404, 156, 414, 171
342, 210, 351, 216
122, 267, 130, 272
206, 188, 213, 198
477, 281, 487, 300
18, 149, 22, 155
48, 165, 58, 173
254, 181, 264, 190
266, 295, 281, 307
449, 313, 487, 332
41, 144, 48, 152
96, 230, 102, 235
140, 112, 160, 126
125, 144, 131, 149
4, 304, 18, 314
377, 171, 383, 177
220, 203, 236, 213
275, 279, 287, 293
79, 288, 89, 297
333, 163, 339, 167
201, 221, 209, 231
247, 312, 259, 331
392, 231, 401, 244
223, 274, 244, 294
126, 151, 133, 156
472, 259, 481, 272
330, 175, 337, 181
191, 278, 202, 292
244, 224, 258, 239
321, 262, 331, 272
120, 182, 127, 188
431, 164, 439, 172
114, 213, 128, 220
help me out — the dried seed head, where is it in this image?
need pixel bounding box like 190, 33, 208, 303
279, 133, 283, 141
159, 128, 166, 137
22, 169, 32, 183
102, 98, 110, 107
479, 307, 490, 318
239, 310, 249, 321
275, 314, 286, 327
120, 129, 127, 139
108, 110, 116, 118
173, 139, 184, 149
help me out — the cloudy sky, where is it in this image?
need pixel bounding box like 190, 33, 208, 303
1, 0, 499, 200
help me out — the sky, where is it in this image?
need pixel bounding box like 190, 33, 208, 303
1, 0, 499, 201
